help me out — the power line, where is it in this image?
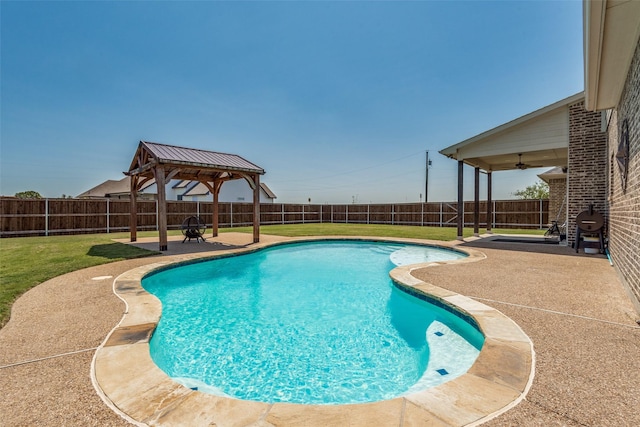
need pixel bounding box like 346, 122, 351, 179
268, 150, 425, 184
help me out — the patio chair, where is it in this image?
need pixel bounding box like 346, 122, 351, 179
181, 216, 206, 243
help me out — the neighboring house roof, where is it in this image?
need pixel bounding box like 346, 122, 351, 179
172, 180, 192, 189
182, 181, 277, 199
79, 177, 277, 200
77, 177, 155, 198
538, 167, 567, 184
584, 0, 640, 111
182, 182, 209, 197
439, 92, 584, 172
260, 183, 277, 199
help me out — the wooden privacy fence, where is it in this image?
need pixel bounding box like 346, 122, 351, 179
0, 198, 549, 237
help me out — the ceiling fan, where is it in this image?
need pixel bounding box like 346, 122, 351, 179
515, 154, 528, 170
515, 153, 544, 170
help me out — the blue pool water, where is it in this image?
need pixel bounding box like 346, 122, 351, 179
143, 240, 484, 405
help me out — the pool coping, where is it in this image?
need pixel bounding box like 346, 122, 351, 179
91, 236, 535, 426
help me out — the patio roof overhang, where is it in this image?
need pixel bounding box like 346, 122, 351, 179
439, 93, 584, 240
439, 92, 584, 172
584, 0, 640, 111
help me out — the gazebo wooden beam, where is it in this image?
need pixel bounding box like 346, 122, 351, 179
129, 175, 138, 242
201, 180, 223, 237
155, 165, 168, 251
252, 174, 260, 243
165, 168, 181, 182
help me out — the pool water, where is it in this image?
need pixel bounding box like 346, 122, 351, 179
143, 241, 484, 405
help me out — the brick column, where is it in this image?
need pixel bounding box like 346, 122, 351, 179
548, 177, 567, 225
567, 101, 608, 246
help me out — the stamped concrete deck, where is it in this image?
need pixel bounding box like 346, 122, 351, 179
1, 233, 639, 426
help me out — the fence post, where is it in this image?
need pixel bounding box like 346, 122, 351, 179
367, 204, 370, 224
539, 199, 543, 229
302, 204, 305, 224
45, 198, 49, 236
421, 203, 424, 227
493, 200, 496, 229
197, 200, 200, 217
439, 202, 443, 227
155, 200, 159, 231
320, 204, 323, 224
230, 203, 233, 228
106, 199, 110, 234
392, 204, 395, 225
331, 205, 334, 223
346, 205, 349, 224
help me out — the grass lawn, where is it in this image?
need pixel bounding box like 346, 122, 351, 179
224, 223, 544, 240
0, 232, 159, 328
0, 224, 543, 328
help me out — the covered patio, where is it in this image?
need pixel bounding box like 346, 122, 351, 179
439, 92, 583, 240
125, 141, 265, 251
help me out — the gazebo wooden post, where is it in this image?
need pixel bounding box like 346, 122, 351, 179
130, 175, 138, 242
457, 160, 464, 240
474, 166, 480, 237
487, 172, 493, 233
253, 174, 260, 243
156, 165, 168, 251
212, 180, 222, 237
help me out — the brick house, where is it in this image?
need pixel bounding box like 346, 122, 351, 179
584, 0, 640, 313
439, 1, 639, 313
537, 167, 567, 230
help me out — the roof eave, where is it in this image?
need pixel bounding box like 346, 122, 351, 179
439, 92, 584, 160
584, 0, 640, 111
155, 158, 265, 175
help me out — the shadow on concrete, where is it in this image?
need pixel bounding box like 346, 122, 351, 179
115, 235, 251, 256
460, 235, 608, 260
87, 242, 160, 260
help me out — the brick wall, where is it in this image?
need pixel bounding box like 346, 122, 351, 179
607, 39, 640, 313
548, 177, 567, 227
567, 101, 608, 244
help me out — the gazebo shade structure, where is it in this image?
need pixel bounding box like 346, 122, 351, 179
125, 141, 265, 251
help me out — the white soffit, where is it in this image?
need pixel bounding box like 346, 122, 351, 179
584, 0, 640, 110
439, 93, 582, 171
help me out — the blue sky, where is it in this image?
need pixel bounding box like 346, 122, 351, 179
1, 1, 584, 203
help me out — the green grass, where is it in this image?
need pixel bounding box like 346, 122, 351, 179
222, 223, 545, 240
0, 232, 159, 328
0, 225, 543, 328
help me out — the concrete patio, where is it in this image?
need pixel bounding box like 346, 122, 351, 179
0, 232, 638, 426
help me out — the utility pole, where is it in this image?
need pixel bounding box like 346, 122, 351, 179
425, 151, 432, 203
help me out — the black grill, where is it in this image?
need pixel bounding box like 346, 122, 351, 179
575, 205, 604, 253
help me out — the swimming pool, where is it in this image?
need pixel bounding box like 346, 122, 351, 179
142, 240, 485, 405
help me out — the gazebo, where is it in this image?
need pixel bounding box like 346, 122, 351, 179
125, 141, 265, 251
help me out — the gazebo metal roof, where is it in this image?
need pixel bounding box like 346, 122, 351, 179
127, 141, 264, 181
